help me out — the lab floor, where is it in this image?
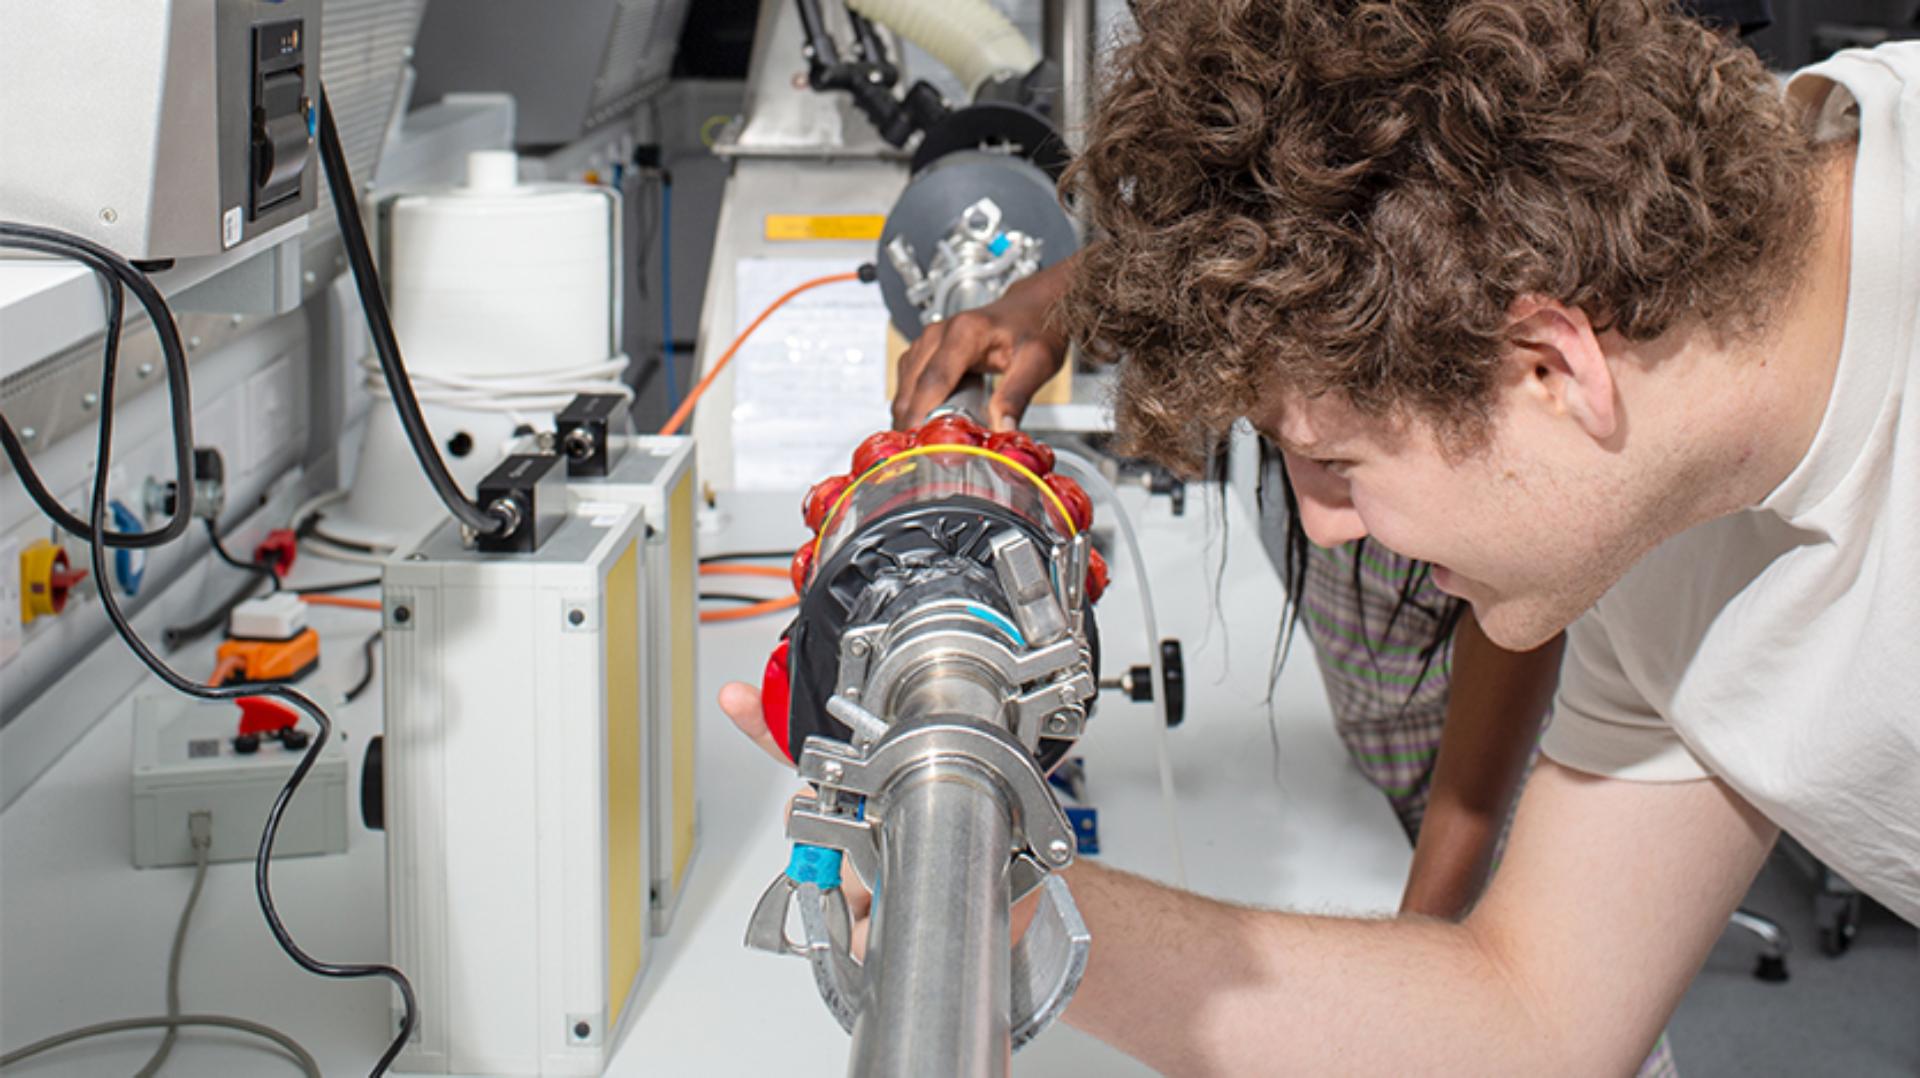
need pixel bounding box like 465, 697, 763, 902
1668, 852, 1919, 1076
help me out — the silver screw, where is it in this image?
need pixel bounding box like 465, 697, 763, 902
188, 335, 202, 350
136, 362, 155, 379
99, 207, 117, 224
19, 427, 37, 443
1046, 712, 1072, 735
848, 638, 869, 658
80, 392, 99, 410
822, 761, 844, 784
843, 687, 860, 701
303, 270, 317, 285
1047, 839, 1071, 863
229, 313, 243, 326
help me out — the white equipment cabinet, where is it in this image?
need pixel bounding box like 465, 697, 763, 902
380, 505, 652, 1076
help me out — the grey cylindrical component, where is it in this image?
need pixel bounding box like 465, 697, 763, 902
850, 760, 1015, 1078
888, 660, 1005, 727
932, 373, 990, 426
877, 151, 1079, 340
1042, 0, 1097, 155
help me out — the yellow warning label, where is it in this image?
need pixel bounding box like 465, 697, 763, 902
763, 214, 885, 241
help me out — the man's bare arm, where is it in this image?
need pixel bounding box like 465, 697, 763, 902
1059, 760, 1775, 1075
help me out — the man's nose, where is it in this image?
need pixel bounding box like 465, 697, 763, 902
1295, 492, 1368, 548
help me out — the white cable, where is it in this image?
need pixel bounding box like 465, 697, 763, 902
357, 355, 632, 416
299, 535, 392, 568
287, 489, 347, 533
286, 488, 394, 567
1053, 449, 1188, 890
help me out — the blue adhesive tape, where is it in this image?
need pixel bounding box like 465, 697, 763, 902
963, 602, 1025, 648
785, 844, 844, 888
989, 233, 1011, 257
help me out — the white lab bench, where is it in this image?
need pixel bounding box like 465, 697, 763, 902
0, 482, 1411, 1076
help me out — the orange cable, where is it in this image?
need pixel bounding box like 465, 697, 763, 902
209, 654, 245, 688
699, 594, 799, 624
300, 594, 383, 611
698, 564, 789, 579
658, 271, 863, 436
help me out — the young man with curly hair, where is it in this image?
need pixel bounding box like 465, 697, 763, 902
725, 0, 1916, 1071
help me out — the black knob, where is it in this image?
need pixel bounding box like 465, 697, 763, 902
1160, 639, 1186, 727
361, 735, 385, 830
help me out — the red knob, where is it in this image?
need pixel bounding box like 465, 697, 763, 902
852, 429, 915, 477
790, 543, 817, 595
1044, 473, 1093, 532
986, 430, 1053, 476
802, 474, 852, 532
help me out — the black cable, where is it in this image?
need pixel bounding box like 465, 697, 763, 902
344, 631, 382, 704
205, 518, 282, 592
303, 522, 381, 555
71, 280, 415, 1076
0, 224, 196, 547
316, 87, 508, 539
294, 577, 381, 596
162, 574, 267, 651
699, 591, 772, 604
698, 550, 793, 564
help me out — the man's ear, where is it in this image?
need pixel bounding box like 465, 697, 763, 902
1506, 296, 1617, 441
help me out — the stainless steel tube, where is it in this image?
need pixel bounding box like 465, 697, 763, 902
849, 759, 1015, 1078
1042, 0, 1097, 154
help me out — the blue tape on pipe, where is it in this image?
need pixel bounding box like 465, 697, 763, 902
786, 844, 844, 888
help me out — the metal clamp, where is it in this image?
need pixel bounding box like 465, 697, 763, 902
1010, 874, 1092, 1048
798, 722, 1077, 873
744, 873, 866, 1032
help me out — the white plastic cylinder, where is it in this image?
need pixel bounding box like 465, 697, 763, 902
847, 0, 1038, 95
384, 152, 615, 379
330, 152, 624, 547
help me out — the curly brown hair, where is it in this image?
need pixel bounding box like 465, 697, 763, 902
1062, 0, 1821, 473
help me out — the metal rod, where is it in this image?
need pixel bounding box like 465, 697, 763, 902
850, 759, 1015, 1078
1042, 0, 1096, 155
931, 373, 989, 425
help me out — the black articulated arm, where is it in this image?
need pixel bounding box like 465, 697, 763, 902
793, 0, 950, 147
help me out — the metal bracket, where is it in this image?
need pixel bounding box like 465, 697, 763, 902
991, 530, 1070, 647
1010, 874, 1091, 1049
798, 722, 1077, 872
744, 874, 866, 1032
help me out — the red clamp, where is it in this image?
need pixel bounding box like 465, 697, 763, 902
253, 529, 299, 579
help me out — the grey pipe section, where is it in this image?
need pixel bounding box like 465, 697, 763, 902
933, 373, 990, 426
849, 758, 1015, 1078
1042, 0, 1097, 154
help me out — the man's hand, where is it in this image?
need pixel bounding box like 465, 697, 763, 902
892, 257, 1075, 431
720, 680, 787, 766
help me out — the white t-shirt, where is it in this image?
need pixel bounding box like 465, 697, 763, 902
1541, 43, 1920, 926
